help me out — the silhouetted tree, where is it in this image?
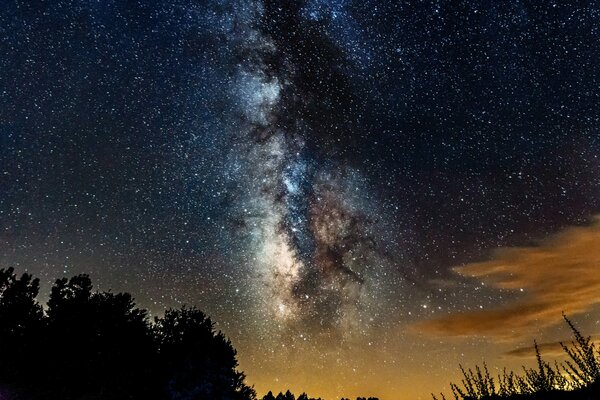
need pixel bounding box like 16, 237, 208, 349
263, 391, 277, 400
41, 274, 156, 399
0, 268, 381, 400
154, 306, 255, 400
275, 390, 295, 400
0, 267, 44, 390
297, 393, 309, 400
0, 270, 255, 400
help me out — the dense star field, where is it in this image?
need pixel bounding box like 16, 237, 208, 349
2, 1, 600, 399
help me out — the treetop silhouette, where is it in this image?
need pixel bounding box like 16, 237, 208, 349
0, 269, 256, 400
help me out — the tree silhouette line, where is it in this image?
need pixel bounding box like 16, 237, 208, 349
433, 315, 600, 400
259, 390, 379, 400
0, 268, 254, 400
7, 266, 596, 400
0, 268, 381, 400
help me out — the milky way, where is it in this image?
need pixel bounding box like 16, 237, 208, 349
227, 1, 393, 332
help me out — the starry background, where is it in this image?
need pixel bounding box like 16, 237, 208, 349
2, 1, 600, 399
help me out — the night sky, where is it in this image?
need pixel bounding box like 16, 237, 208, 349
2, 1, 600, 399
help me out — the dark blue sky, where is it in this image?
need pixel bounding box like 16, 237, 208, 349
2, 1, 600, 398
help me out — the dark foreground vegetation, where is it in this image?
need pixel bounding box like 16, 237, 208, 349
2, 267, 597, 400
0, 268, 254, 400
262, 390, 317, 400
0, 268, 379, 400
259, 390, 378, 400
434, 316, 600, 400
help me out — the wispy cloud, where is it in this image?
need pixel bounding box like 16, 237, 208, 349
415, 217, 600, 338
503, 337, 600, 359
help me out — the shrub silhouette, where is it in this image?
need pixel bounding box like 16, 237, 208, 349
0, 269, 255, 400
434, 315, 600, 400
559, 315, 600, 388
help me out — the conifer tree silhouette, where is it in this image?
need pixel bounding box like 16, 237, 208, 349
263, 391, 277, 400
275, 390, 296, 400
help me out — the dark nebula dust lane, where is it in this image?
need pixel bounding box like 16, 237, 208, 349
2, 0, 600, 399
226, 0, 397, 332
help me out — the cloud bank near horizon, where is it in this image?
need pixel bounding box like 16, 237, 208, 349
503, 336, 600, 359
415, 217, 600, 339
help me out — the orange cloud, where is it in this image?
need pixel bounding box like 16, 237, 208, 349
415, 216, 600, 338
503, 337, 600, 359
